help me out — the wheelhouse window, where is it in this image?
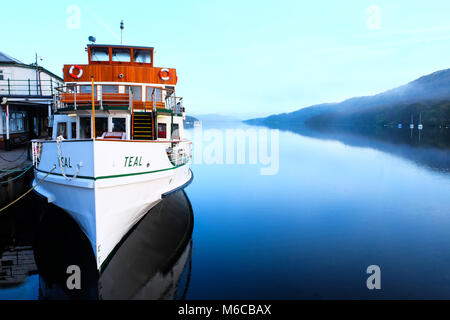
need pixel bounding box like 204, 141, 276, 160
127, 86, 142, 101
133, 49, 151, 64
71, 122, 77, 139
172, 123, 180, 140
80, 117, 91, 139
158, 123, 167, 139
112, 48, 131, 62
57, 122, 67, 139
102, 85, 119, 94
91, 47, 110, 62
112, 118, 126, 132
66, 83, 77, 93
80, 85, 97, 94
95, 118, 108, 138
146, 87, 162, 102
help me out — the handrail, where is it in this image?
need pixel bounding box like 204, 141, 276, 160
0, 79, 63, 96
53, 83, 185, 114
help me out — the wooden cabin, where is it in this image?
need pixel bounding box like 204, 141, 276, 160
54, 44, 185, 141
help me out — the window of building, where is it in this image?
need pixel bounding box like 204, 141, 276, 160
127, 86, 142, 101
23, 112, 28, 131
10, 113, 16, 132
4, 112, 27, 133
133, 49, 151, 63
0, 70, 3, 80
1, 111, 5, 132
172, 123, 180, 140
33, 117, 38, 136
91, 47, 110, 62
17, 113, 23, 131
146, 87, 162, 102
112, 48, 131, 62
158, 123, 167, 139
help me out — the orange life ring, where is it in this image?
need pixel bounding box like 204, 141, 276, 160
69, 65, 83, 79
159, 68, 170, 81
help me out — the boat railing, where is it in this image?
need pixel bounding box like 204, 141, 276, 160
54, 84, 133, 111
53, 84, 185, 114
166, 140, 192, 166
31, 141, 43, 166
147, 86, 185, 114
165, 94, 185, 114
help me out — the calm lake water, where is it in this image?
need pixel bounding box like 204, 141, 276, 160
0, 122, 449, 299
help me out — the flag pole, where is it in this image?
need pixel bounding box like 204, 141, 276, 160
91, 77, 96, 139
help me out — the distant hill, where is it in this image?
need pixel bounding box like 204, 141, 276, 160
184, 115, 199, 129
245, 103, 336, 125
245, 68, 450, 128
192, 114, 241, 123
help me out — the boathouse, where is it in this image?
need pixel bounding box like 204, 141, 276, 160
0, 52, 63, 150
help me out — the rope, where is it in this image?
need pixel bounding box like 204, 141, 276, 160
0, 166, 28, 173
0, 165, 33, 184
0, 158, 31, 174
0, 165, 56, 213
56, 136, 81, 181
0, 148, 27, 163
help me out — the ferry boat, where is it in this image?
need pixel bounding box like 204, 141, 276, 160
31, 44, 193, 270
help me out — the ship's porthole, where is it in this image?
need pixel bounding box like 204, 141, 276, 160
146, 163, 150, 168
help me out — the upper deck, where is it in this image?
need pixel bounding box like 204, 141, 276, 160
63, 44, 177, 85
57, 44, 182, 112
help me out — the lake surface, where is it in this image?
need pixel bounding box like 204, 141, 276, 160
185, 122, 450, 299
0, 122, 449, 299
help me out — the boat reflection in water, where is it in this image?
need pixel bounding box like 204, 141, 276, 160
34, 190, 194, 300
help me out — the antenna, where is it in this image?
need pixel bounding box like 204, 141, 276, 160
120, 20, 124, 45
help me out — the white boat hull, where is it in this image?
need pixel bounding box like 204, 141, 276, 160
32, 139, 192, 270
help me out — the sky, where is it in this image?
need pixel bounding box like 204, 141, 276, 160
3, 0, 450, 118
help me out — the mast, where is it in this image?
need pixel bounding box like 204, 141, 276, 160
120, 20, 124, 45
418, 112, 423, 130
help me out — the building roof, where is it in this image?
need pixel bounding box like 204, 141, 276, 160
0, 51, 63, 82
0, 51, 24, 64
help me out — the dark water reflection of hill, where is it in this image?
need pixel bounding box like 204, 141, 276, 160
256, 123, 450, 174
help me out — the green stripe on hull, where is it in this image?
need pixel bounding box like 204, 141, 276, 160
34, 163, 187, 181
